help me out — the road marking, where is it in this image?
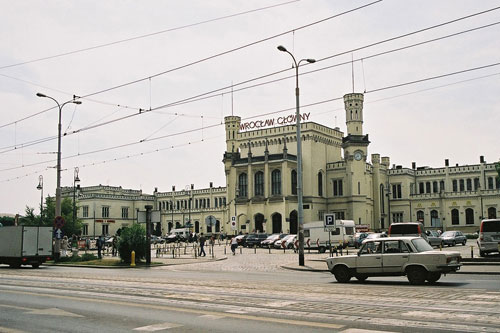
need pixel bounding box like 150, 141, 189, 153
199, 314, 224, 320
225, 309, 248, 314
266, 300, 297, 307
133, 322, 183, 331
340, 329, 396, 333
0, 304, 83, 317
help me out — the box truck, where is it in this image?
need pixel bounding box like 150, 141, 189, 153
0, 226, 53, 268
304, 220, 355, 253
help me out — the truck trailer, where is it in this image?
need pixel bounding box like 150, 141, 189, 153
0, 226, 53, 268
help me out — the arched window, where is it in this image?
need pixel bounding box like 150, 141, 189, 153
466, 179, 472, 191
271, 169, 281, 195
380, 184, 385, 214
488, 207, 497, 219
451, 209, 459, 225
440, 180, 445, 192
426, 182, 431, 193
432, 181, 438, 193
417, 210, 425, 225
254, 171, 264, 196
459, 179, 465, 191
465, 208, 474, 224
291, 170, 297, 195
318, 172, 323, 196
238, 173, 248, 197
452, 180, 458, 192
488, 177, 494, 189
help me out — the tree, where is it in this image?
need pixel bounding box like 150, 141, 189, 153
117, 224, 147, 264
496, 162, 500, 182
0, 216, 15, 226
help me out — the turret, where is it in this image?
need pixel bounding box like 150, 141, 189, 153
224, 116, 241, 152
344, 93, 364, 136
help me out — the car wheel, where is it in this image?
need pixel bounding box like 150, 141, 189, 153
479, 250, 485, 257
407, 266, 427, 285
462, 240, 466, 246
451, 241, 456, 247
333, 266, 351, 283
355, 274, 368, 282
318, 247, 326, 254
31, 263, 40, 269
287, 244, 294, 249
427, 272, 441, 283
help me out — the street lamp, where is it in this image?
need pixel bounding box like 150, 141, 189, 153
73, 167, 80, 225
277, 45, 315, 266
37, 175, 43, 226
36, 93, 82, 219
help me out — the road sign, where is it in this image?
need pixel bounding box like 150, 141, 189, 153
54, 228, 63, 239
231, 221, 236, 231
324, 214, 336, 231
54, 216, 65, 229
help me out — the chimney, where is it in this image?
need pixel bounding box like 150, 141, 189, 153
445, 159, 449, 167
172, 186, 175, 191
412, 162, 416, 170
480, 156, 485, 163
210, 182, 213, 188
191, 184, 194, 190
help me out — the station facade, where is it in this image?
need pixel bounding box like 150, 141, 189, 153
65, 93, 500, 237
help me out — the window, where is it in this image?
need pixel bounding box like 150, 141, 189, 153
271, 169, 281, 195
392, 212, 403, 222
430, 210, 440, 227
207, 199, 210, 208
440, 180, 445, 192
433, 181, 438, 193
238, 173, 248, 197
333, 179, 343, 196
254, 171, 264, 196
452, 180, 458, 192
466, 179, 472, 191
121, 207, 128, 219
102, 206, 110, 218
82, 224, 88, 235
102, 224, 109, 235
426, 182, 431, 193
417, 210, 424, 225
83, 206, 89, 218
392, 184, 402, 199
380, 184, 385, 213
318, 172, 323, 196
488, 207, 497, 219
459, 179, 465, 191
465, 208, 474, 225
488, 177, 494, 189
334, 211, 345, 220
474, 178, 480, 190
419, 182, 424, 194
451, 209, 459, 225
291, 170, 297, 195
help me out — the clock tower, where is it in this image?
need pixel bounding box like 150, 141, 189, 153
342, 93, 369, 160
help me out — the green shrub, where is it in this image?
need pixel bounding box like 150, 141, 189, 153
466, 233, 478, 239
80, 253, 98, 261
118, 224, 147, 263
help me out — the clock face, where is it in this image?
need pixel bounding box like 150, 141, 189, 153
354, 152, 362, 161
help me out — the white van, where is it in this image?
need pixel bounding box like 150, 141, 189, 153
303, 220, 355, 253
165, 228, 191, 243
477, 219, 500, 257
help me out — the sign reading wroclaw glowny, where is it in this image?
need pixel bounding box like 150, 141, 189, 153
239, 112, 310, 131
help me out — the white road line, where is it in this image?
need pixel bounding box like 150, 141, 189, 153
199, 314, 225, 320
225, 309, 248, 314
133, 322, 183, 331
340, 329, 395, 333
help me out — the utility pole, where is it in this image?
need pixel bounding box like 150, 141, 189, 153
145, 205, 153, 265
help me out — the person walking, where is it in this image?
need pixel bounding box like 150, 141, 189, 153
231, 236, 238, 255
199, 233, 206, 257
112, 236, 117, 256
61, 236, 69, 257
97, 236, 103, 259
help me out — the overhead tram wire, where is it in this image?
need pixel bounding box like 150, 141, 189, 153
0, 0, 301, 70
2, 17, 499, 154
2, 61, 500, 176
0, 0, 383, 131
1, 2, 497, 131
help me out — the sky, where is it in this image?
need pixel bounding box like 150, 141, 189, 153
1, 0, 499, 216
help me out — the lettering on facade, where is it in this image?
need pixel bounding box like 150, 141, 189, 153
239, 112, 311, 131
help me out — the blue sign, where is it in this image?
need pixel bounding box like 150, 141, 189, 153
54, 228, 63, 239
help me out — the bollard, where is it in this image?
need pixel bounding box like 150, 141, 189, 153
440, 243, 442, 251
194, 245, 198, 258
131, 251, 136, 267
470, 245, 474, 259
172, 248, 175, 259
269, 245, 271, 254
212, 244, 215, 258
184, 245, 187, 255
240, 246, 242, 254
254, 245, 257, 254
224, 246, 226, 255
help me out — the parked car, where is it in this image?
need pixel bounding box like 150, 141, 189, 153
361, 232, 386, 244
274, 234, 296, 249
245, 233, 268, 248
440, 231, 467, 247
326, 236, 462, 285
388, 222, 428, 243
234, 234, 248, 247
354, 232, 369, 248
261, 234, 287, 247
425, 230, 442, 247
477, 219, 500, 257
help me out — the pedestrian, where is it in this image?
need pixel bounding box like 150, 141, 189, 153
112, 236, 117, 256
231, 236, 238, 255
199, 233, 206, 257
61, 236, 69, 257
97, 236, 103, 259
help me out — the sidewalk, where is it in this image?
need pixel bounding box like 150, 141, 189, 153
281, 258, 500, 275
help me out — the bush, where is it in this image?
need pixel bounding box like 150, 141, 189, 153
466, 233, 478, 239
57, 253, 98, 262
118, 224, 147, 263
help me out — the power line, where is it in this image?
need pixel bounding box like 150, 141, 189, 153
0, 0, 301, 70
2, 62, 499, 175
2, 18, 499, 153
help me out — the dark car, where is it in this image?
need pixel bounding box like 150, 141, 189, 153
245, 233, 268, 248
354, 232, 369, 249
440, 231, 467, 246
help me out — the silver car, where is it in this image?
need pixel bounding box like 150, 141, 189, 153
440, 231, 467, 247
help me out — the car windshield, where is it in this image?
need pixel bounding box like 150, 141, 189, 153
411, 238, 433, 252
441, 231, 454, 237
482, 221, 500, 232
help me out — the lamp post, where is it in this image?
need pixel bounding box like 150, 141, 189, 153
277, 45, 315, 266
37, 175, 43, 226
235, 188, 239, 235
36, 93, 82, 218
73, 167, 80, 225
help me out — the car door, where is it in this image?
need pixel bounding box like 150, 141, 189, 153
356, 241, 383, 274
382, 240, 410, 273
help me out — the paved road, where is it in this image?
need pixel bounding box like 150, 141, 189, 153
0, 243, 499, 332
